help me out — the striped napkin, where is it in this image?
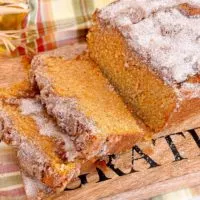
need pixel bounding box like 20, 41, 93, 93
0, 1, 200, 200
0, 143, 26, 199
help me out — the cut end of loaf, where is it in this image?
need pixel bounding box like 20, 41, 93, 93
87, 12, 177, 132
87, 1, 200, 132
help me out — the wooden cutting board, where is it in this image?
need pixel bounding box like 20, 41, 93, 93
49, 127, 200, 200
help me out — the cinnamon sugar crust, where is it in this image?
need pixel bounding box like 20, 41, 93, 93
98, 0, 200, 84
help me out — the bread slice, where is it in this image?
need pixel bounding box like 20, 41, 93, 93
87, 0, 200, 133
32, 54, 148, 160
0, 42, 86, 101
0, 98, 80, 190
30, 42, 87, 88
0, 56, 36, 99
21, 156, 96, 199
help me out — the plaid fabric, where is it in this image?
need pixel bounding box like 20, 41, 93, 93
0, 1, 200, 200
0, 0, 114, 56
0, 143, 26, 200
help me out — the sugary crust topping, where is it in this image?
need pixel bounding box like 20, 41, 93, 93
100, 0, 183, 23
22, 174, 52, 199
99, 0, 200, 84
100, 0, 199, 21
176, 82, 200, 99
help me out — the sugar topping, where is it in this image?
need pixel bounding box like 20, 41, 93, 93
99, 0, 200, 24
100, 0, 183, 23
99, 0, 200, 84
20, 98, 43, 115
178, 82, 200, 99
20, 99, 77, 161
22, 174, 51, 198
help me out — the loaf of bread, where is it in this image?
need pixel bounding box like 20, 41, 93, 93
32, 53, 149, 160
87, 0, 200, 134
0, 98, 80, 190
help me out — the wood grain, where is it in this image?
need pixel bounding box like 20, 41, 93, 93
48, 128, 200, 200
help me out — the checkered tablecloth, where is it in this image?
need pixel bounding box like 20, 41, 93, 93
0, 1, 200, 200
